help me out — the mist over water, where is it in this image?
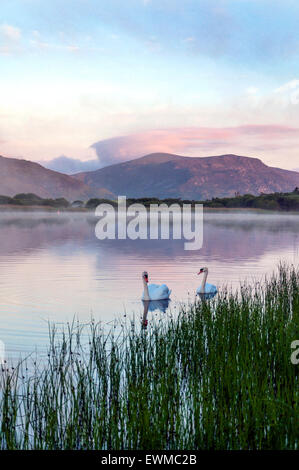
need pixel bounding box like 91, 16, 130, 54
0, 210, 298, 358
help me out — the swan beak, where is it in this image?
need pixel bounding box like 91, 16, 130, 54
197, 272, 202, 275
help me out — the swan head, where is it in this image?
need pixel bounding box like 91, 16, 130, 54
142, 271, 149, 283
198, 267, 208, 275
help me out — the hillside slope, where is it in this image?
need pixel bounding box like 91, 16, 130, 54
74, 153, 299, 199
0, 155, 112, 200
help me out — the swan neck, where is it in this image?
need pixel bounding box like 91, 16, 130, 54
143, 279, 150, 300
200, 271, 208, 293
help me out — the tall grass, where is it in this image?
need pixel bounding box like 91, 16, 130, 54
1, 265, 298, 450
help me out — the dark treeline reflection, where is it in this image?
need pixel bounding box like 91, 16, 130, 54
0, 211, 297, 261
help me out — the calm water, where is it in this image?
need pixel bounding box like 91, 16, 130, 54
0, 210, 298, 359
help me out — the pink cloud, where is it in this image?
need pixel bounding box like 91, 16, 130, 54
91, 125, 299, 167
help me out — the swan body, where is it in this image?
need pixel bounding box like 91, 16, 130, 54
142, 284, 171, 300
141, 271, 171, 300
196, 283, 217, 295
196, 267, 217, 295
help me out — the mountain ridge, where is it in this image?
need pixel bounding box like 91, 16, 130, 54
1, 152, 299, 201
73, 152, 299, 200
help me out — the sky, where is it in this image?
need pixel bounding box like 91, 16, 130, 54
1, 0, 299, 172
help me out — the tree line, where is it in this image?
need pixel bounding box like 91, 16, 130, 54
0, 189, 299, 211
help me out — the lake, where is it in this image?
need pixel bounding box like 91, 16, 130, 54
0, 210, 298, 360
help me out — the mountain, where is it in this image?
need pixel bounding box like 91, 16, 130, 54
73, 153, 299, 200
2, 153, 299, 202
0, 155, 113, 200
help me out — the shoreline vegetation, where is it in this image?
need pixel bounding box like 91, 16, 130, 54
0, 189, 299, 212
0, 265, 298, 450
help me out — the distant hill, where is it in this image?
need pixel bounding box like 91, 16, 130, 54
73, 153, 299, 200
2, 153, 299, 201
0, 155, 113, 200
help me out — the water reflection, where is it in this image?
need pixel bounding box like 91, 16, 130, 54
141, 299, 171, 329
0, 211, 298, 357
0, 211, 298, 260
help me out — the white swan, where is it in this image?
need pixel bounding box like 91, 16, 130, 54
141, 271, 171, 301
196, 267, 217, 295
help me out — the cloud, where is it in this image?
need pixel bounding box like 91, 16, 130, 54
246, 87, 258, 95
0, 26, 91, 56
91, 125, 299, 168
40, 124, 299, 173
275, 79, 299, 93
0, 23, 22, 54
0, 24, 21, 41
42, 155, 100, 174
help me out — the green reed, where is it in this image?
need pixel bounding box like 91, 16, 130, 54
0, 265, 298, 450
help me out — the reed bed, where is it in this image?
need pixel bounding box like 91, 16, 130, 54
0, 265, 298, 450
